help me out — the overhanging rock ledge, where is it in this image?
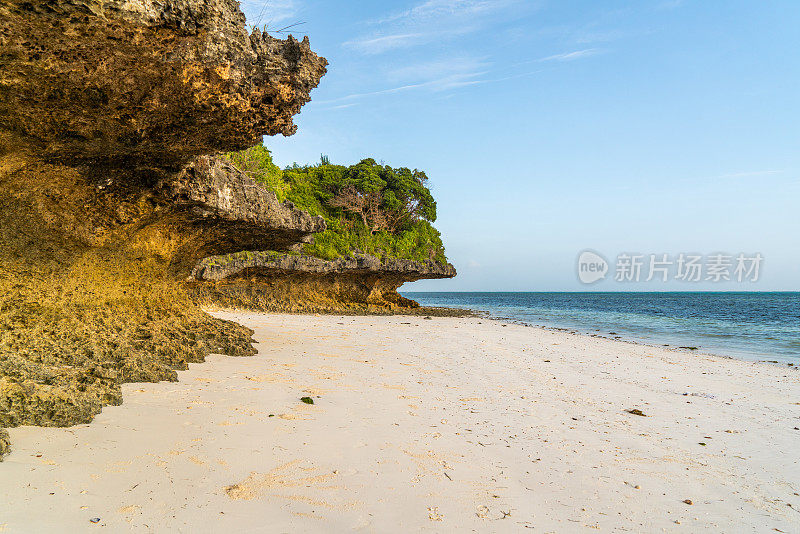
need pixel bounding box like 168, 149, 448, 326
0, 0, 327, 459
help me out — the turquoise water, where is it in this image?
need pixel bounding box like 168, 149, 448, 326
401, 292, 800, 363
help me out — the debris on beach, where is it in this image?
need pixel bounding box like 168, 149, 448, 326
300, 396, 315, 405
625, 409, 647, 417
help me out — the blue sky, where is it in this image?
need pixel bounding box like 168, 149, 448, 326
239, 0, 800, 291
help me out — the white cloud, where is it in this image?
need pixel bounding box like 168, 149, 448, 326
313, 54, 549, 108
574, 30, 627, 45
538, 48, 601, 62
345, 0, 520, 54
331, 0, 544, 104
239, 0, 298, 27
314, 70, 486, 107
374, 0, 515, 25
344, 26, 477, 54
387, 56, 490, 83
343, 33, 428, 55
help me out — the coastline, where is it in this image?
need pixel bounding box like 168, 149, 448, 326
493, 317, 799, 367
208, 302, 797, 367
1, 311, 798, 532
403, 292, 800, 365
202, 304, 479, 318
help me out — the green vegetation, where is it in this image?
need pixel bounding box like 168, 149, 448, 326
226, 145, 447, 262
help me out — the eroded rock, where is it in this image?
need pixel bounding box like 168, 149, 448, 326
190, 252, 457, 312
0, 0, 326, 452
0, 0, 327, 168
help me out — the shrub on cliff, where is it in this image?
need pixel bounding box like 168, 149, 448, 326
226, 145, 447, 263
226, 144, 288, 199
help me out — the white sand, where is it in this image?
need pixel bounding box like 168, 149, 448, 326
1, 312, 799, 533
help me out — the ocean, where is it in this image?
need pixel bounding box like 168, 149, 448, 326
401, 292, 800, 363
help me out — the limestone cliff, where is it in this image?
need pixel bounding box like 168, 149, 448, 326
190, 251, 457, 313
0, 0, 326, 168
0, 0, 326, 459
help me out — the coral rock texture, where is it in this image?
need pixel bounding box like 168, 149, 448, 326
0, 0, 327, 168
190, 252, 457, 312
0, 0, 326, 453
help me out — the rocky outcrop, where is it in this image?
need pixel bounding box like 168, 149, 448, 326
0, 0, 326, 455
0, 0, 327, 169
0, 155, 323, 434
157, 156, 325, 273
165, 157, 324, 237
190, 252, 457, 313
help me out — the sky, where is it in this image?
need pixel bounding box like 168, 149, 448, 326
238, 0, 800, 291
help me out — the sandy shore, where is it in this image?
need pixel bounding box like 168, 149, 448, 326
1, 312, 799, 532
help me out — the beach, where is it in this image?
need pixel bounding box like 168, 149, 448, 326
1, 311, 798, 532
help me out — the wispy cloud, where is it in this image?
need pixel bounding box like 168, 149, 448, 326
574, 30, 628, 45
510, 48, 603, 69
330, 0, 561, 107
314, 72, 486, 107
387, 56, 490, 83
373, 0, 516, 25
345, 0, 520, 54
328, 103, 358, 111
316, 56, 494, 107
343, 33, 429, 55
239, 0, 298, 27
537, 48, 601, 62
314, 63, 546, 109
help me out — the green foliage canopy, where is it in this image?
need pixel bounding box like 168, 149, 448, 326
225, 145, 447, 263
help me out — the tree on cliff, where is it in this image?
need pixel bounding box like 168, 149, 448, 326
225, 145, 446, 263
326, 158, 437, 234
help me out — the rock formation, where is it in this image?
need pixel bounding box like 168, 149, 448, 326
0, 0, 326, 168
190, 252, 457, 313
0, 0, 326, 459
